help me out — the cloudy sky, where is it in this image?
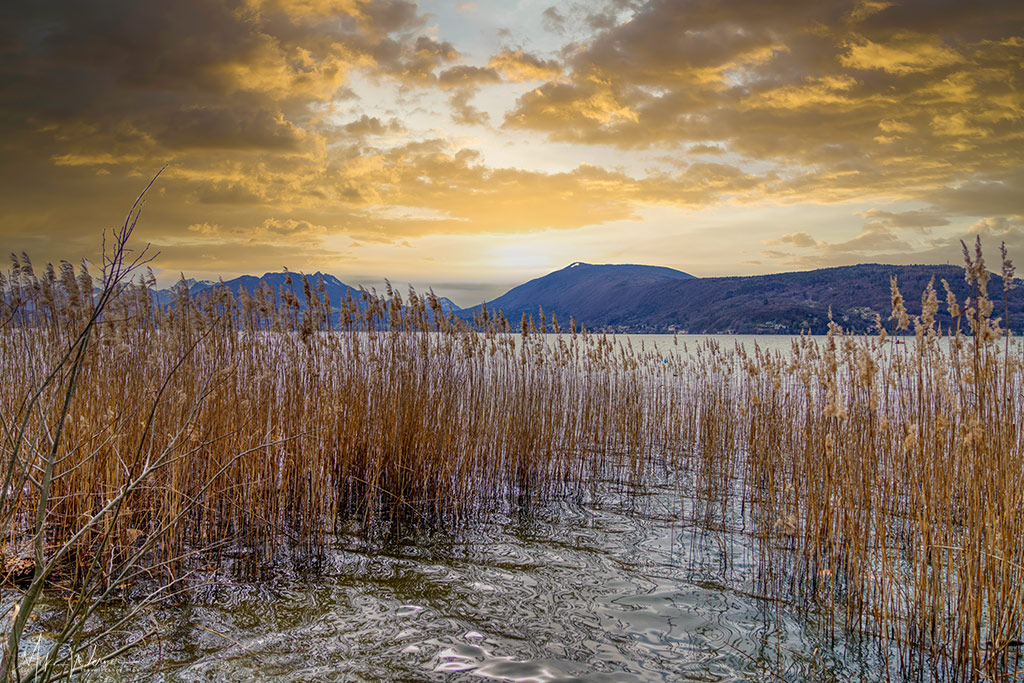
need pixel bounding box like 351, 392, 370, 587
1, 0, 1021, 304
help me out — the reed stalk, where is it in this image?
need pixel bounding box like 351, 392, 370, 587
1, 193, 1021, 679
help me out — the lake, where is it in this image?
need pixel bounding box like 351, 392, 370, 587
28, 331, 1013, 681
90, 470, 883, 682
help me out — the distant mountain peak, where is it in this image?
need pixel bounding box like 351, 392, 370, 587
465, 262, 1023, 334
321, 274, 345, 286
155, 270, 463, 314
462, 262, 695, 323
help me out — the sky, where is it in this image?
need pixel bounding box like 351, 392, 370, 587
0, 0, 1021, 305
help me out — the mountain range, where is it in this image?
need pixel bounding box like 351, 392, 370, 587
156, 272, 461, 316
159, 261, 1023, 335
462, 262, 1024, 334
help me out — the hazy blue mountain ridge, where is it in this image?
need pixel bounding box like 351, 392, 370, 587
466, 263, 1024, 334
461, 262, 695, 328
154, 272, 462, 317
150, 262, 1024, 335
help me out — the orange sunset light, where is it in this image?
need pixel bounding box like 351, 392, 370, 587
1, 0, 1021, 305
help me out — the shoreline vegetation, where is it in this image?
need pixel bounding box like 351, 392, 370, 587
1, 194, 1022, 680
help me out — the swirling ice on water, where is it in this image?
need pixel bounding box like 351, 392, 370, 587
93, 480, 877, 681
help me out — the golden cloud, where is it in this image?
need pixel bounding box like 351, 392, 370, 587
106, 139, 774, 259
2, 0, 1022, 282
188, 217, 328, 243
840, 34, 962, 74
969, 215, 1024, 238
855, 208, 951, 229
765, 232, 823, 248
487, 49, 562, 83
503, 0, 1023, 216
340, 115, 406, 137
437, 65, 502, 89
778, 221, 913, 259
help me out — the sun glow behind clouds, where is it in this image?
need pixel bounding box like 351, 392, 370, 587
0, 0, 1021, 303
490, 243, 558, 271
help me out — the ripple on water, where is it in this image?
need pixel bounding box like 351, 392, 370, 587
94, 482, 881, 681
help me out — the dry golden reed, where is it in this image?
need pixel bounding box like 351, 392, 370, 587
0, 257, 690, 581
1, 232, 1022, 680
724, 237, 1024, 680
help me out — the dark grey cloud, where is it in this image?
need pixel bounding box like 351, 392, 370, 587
504, 0, 1024, 216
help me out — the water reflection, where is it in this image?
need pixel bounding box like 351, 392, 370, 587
94, 477, 880, 681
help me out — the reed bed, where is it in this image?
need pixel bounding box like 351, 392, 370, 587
663, 237, 1024, 679
0, 256, 693, 581
2, 228, 1022, 680
686, 238, 1024, 681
